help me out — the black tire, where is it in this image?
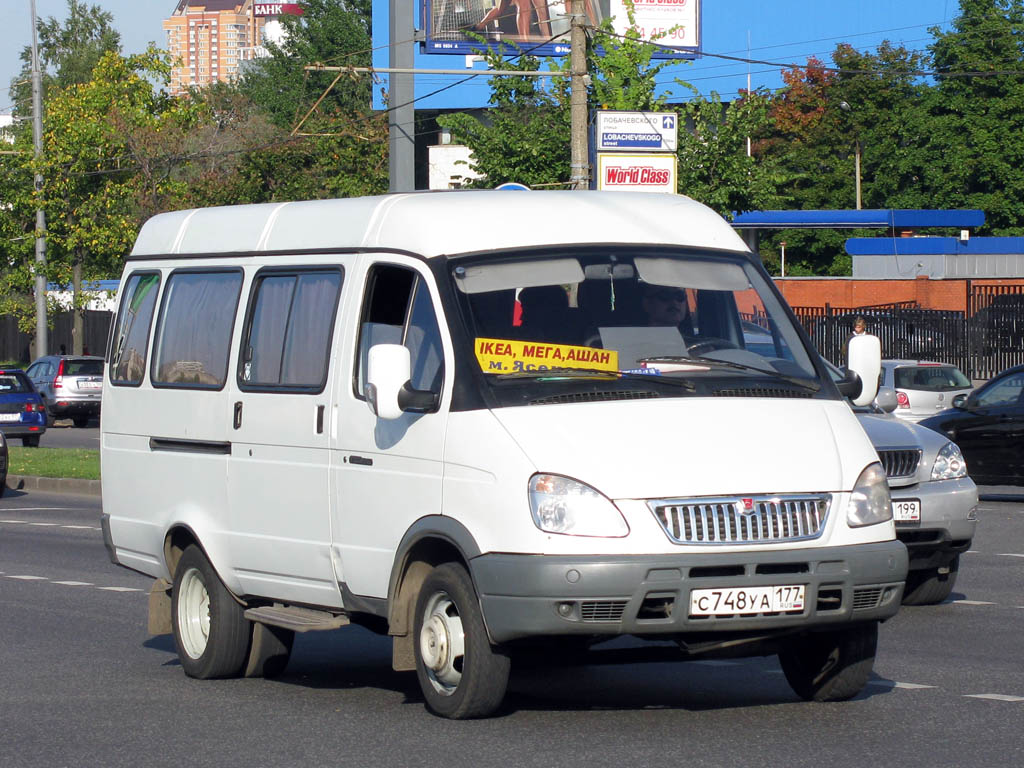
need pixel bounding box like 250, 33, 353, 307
779, 622, 878, 702
72, 416, 90, 428
171, 545, 251, 679
21, 436, 40, 447
902, 554, 959, 606
414, 562, 510, 719
0, 476, 6, 498
244, 623, 294, 678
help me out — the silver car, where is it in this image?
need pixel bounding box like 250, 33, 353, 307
826, 360, 978, 604
856, 409, 977, 604
26, 355, 104, 427
881, 359, 974, 423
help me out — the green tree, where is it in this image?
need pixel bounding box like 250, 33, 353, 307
238, 0, 374, 131
675, 89, 789, 219
925, 0, 1024, 233
10, 0, 121, 110
438, 52, 572, 188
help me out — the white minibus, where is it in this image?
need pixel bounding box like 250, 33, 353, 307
101, 191, 905, 718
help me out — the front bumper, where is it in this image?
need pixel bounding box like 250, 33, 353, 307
470, 540, 907, 644
892, 477, 977, 571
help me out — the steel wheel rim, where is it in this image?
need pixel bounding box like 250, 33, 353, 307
419, 590, 466, 696
177, 566, 211, 660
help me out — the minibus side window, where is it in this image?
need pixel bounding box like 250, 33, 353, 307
239, 269, 343, 391
152, 270, 243, 389
110, 272, 161, 386
355, 265, 444, 399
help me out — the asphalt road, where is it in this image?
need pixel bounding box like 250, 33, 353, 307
27, 420, 99, 450
1, 489, 1022, 768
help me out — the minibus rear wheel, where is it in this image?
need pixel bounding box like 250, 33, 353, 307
171, 545, 250, 679
778, 621, 877, 702
414, 562, 510, 719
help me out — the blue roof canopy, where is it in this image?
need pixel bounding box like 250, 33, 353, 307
731, 209, 985, 229
846, 236, 1024, 256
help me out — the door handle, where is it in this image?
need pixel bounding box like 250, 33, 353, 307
316, 404, 325, 434
233, 401, 243, 430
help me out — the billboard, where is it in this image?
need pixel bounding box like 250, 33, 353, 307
423, 0, 699, 57
596, 153, 677, 193
253, 3, 304, 16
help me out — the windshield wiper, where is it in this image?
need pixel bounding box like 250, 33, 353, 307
494, 367, 695, 390
638, 356, 821, 392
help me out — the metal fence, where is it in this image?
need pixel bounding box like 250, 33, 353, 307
0, 310, 112, 363
794, 287, 1024, 381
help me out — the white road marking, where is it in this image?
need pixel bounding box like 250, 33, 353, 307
61, 525, 95, 530
29, 523, 59, 527
97, 586, 143, 592
964, 694, 1024, 702
874, 681, 936, 690
52, 581, 93, 586
0, 520, 28, 524
0, 507, 73, 512
996, 553, 1024, 558
951, 599, 996, 605
6, 575, 48, 580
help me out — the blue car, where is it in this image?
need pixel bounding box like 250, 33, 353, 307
0, 368, 48, 447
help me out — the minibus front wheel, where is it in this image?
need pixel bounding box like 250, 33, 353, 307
171, 545, 250, 679
778, 621, 878, 701
414, 562, 510, 719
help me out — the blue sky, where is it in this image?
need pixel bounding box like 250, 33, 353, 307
4, 0, 961, 113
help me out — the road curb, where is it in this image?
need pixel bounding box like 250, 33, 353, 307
5, 474, 102, 497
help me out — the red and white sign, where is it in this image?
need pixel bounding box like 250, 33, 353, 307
253, 3, 304, 16
596, 153, 677, 194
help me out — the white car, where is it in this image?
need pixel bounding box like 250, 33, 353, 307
881, 360, 974, 423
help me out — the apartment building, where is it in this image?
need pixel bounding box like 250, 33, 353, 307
163, 1, 266, 94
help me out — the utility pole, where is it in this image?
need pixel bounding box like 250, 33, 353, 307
569, 0, 589, 190
29, 0, 48, 358
388, 0, 415, 191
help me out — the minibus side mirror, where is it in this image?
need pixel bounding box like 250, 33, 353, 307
874, 386, 898, 413
846, 334, 881, 407
367, 344, 411, 420
366, 344, 440, 419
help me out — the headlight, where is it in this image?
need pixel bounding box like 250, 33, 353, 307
847, 462, 892, 527
931, 442, 968, 480
528, 474, 629, 537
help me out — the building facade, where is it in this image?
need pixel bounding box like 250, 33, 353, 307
164, 1, 303, 94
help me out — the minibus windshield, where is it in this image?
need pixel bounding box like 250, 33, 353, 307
451, 248, 823, 403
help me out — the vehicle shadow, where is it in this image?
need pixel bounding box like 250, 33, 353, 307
143, 626, 894, 715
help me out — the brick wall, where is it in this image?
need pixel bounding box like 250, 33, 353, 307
774, 277, 1024, 312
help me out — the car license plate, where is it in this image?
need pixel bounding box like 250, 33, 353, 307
689, 585, 805, 616
893, 499, 921, 522
0, 413, 21, 422
79, 381, 102, 389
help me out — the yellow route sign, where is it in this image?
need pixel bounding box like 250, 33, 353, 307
475, 338, 619, 374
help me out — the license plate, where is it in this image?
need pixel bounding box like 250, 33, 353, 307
893, 499, 921, 522
79, 381, 102, 389
0, 413, 21, 422
689, 584, 805, 616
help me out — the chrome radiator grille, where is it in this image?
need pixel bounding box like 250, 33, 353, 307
649, 494, 831, 545
878, 449, 922, 479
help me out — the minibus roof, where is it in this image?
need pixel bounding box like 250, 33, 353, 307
129, 190, 749, 260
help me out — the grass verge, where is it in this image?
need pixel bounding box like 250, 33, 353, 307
7, 446, 100, 480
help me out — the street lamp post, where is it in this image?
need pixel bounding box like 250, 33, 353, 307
839, 101, 862, 210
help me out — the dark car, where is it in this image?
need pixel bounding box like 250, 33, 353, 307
0, 431, 8, 497
0, 369, 48, 446
26, 355, 104, 427
919, 364, 1024, 486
